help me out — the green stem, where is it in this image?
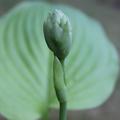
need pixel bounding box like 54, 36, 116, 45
42, 111, 49, 120
53, 56, 67, 120
59, 61, 67, 120
61, 61, 66, 85
60, 102, 67, 120
42, 116, 48, 120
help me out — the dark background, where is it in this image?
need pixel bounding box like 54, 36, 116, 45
0, 0, 120, 120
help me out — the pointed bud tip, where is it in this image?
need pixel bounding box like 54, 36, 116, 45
43, 9, 72, 61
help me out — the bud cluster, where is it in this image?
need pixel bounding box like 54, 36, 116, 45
43, 9, 72, 61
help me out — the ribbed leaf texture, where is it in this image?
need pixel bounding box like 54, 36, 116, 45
0, 2, 119, 120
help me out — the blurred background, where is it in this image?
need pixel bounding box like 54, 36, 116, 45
0, 0, 120, 120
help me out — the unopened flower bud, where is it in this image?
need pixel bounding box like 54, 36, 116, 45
43, 9, 72, 61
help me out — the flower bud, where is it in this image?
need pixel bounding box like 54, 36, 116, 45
43, 9, 72, 61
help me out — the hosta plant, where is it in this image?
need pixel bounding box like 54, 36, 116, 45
0, 1, 119, 120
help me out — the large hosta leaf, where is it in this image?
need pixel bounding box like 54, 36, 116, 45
0, 2, 52, 120
0, 1, 119, 120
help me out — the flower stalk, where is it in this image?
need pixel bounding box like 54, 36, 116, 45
43, 9, 72, 120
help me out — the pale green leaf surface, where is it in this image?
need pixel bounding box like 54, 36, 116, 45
0, 2, 52, 120
0, 2, 119, 120
50, 4, 119, 109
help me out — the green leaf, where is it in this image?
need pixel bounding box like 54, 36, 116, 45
0, 2, 52, 120
50, 4, 119, 109
0, 1, 119, 120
